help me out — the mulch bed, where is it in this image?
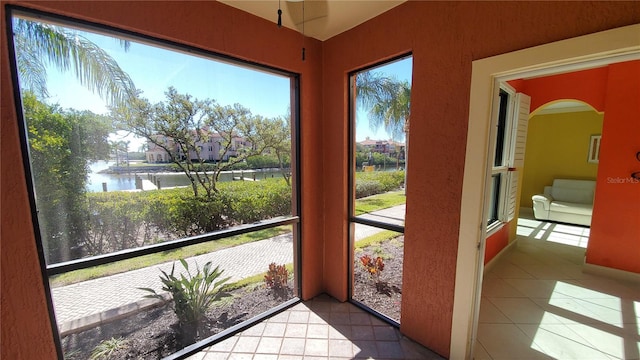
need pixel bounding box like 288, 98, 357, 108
352, 236, 404, 322
61, 237, 404, 359
61, 283, 293, 359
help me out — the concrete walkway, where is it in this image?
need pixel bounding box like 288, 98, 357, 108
354, 204, 406, 240
52, 204, 406, 333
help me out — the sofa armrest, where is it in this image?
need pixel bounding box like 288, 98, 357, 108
532, 194, 552, 220
532, 194, 552, 210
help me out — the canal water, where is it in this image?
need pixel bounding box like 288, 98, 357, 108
86, 161, 285, 192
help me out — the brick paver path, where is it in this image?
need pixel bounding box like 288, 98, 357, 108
52, 233, 293, 325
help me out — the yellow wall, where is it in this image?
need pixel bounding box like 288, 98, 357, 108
521, 110, 602, 207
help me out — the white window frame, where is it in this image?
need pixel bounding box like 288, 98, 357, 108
487, 83, 530, 234
487, 84, 515, 233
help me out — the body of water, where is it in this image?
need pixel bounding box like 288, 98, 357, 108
87, 161, 286, 192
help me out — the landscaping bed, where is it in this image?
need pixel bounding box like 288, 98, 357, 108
352, 235, 404, 322
61, 282, 294, 359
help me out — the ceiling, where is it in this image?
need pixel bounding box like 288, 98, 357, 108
218, 0, 407, 41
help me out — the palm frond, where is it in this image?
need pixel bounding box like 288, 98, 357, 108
12, 18, 136, 106
355, 71, 410, 140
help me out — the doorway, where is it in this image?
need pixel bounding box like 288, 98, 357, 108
451, 24, 640, 359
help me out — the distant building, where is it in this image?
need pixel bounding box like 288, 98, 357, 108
358, 137, 405, 159
145, 132, 252, 163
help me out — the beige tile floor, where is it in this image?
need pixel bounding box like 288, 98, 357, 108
475, 217, 640, 360
187, 215, 638, 360
188, 294, 444, 360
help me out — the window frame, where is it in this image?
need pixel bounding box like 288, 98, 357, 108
487, 84, 516, 233
347, 53, 412, 326
6, 6, 303, 359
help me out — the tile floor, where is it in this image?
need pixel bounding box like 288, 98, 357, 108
188, 294, 444, 360
475, 217, 640, 360
187, 216, 638, 360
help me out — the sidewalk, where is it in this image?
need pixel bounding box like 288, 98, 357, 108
52, 233, 293, 328
52, 204, 406, 334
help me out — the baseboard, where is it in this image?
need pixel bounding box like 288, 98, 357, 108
484, 239, 518, 274
583, 263, 640, 284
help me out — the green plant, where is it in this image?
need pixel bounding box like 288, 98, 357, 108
264, 262, 289, 290
359, 254, 385, 284
139, 259, 230, 344
89, 337, 128, 359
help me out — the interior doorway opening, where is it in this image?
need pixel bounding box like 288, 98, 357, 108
452, 24, 640, 359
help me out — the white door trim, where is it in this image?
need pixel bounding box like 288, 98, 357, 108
451, 23, 640, 360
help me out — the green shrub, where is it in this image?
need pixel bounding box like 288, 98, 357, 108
355, 180, 383, 198
355, 170, 404, 198
84, 178, 291, 255
86, 192, 149, 255
222, 179, 291, 224
139, 259, 230, 345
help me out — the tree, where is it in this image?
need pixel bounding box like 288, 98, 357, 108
12, 17, 136, 106
112, 87, 291, 198
24, 93, 112, 263
355, 71, 411, 186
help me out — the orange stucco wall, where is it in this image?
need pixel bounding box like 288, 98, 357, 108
484, 224, 510, 265
322, 2, 639, 356
2, 1, 640, 359
524, 67, 608, 113
588, 61, 640, 273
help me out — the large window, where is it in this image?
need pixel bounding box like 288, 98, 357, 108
348, 55, 412, 324
8, 9, 300, 359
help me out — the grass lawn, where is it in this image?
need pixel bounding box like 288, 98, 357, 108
354, 190, 405, 216
50, 226, 291, 287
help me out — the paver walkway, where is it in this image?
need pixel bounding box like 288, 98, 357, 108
52, 233, 293, 326
52, 204, 406, 331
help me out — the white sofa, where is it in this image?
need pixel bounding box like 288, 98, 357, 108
532, 179, 596, 226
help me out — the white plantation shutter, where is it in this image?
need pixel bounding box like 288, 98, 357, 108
503, 93, 530, 222
504, 170, 519, 222
510, 93, 531, 168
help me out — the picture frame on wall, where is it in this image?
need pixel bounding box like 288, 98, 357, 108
588, 134, 601, 163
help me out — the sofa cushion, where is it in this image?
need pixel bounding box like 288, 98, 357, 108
551, 186, 594, 204
550, 201, 593, 216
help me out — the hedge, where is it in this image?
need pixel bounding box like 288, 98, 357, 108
84, 179, 291, 255
355, 170, 404, 198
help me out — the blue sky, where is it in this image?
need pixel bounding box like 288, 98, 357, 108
41, 23, 412, 149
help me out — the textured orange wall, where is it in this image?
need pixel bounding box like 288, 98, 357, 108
1, 10, 57, 358
321, 2, 640, 356
588, 60, 640, 273
524, 67, 608, 113
485, 225, 510, 265
1, 1, 323, 358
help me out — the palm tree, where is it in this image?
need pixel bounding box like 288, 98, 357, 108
355, 71, 411, 187
12, 17, 136, 106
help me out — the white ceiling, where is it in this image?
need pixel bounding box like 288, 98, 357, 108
218, 0, 407, 41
